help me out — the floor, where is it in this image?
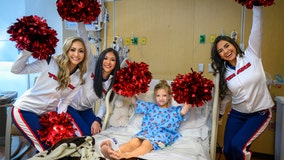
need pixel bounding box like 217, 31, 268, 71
0, 136, 36, 160
0, 136, 274, 160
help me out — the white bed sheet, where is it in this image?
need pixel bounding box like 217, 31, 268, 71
94, 102, 212, 160
93, 125, 210, 160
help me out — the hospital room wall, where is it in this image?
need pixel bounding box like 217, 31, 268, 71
102, 0, 284, 96
101, 0, 284, 155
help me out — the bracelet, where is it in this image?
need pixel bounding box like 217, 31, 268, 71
95, 117, 102, 127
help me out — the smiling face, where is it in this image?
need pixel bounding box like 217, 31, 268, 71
67, 40, 85, 71
102, 51, 116, 78
155, 88, 171, 108
217, 40, 237, 66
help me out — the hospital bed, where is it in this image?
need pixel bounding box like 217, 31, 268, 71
94, 58, 220, 160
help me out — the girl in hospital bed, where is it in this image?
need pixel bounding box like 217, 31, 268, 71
100, 80, 191, 159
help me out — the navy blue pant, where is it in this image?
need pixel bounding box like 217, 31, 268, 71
67, 106, 97, 136
12, 107, 50, 151
223, 109, 271, 160
12, 106, 97, 151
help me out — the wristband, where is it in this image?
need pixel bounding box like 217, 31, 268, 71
94, 117, 102, 127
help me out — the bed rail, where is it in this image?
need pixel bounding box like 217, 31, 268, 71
102, 90, 112, 130
210, 72, 220, 160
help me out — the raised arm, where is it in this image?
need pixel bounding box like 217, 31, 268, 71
180, 102, 191, 116
247, 6, 263, 58
131, 96, 137, 106
11, 50, 46, 74
77, 22, 95, 69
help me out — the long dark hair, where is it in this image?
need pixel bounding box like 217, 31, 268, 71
93, 48, 120, 101
210, 35, 244, 100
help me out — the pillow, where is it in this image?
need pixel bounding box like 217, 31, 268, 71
136, 91, 155, 102
179, 102, 211, 130
109, 95, 133, 127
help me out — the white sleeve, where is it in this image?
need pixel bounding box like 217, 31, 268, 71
57, 85, 83, 113
11, 50, 46, 74
97, 99, 106, 119
219, 94, 232, 115
77, 22, 95, 69
247, 6, 263, 58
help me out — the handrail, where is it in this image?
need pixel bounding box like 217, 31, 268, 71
102, 89, 112, 130
210, 72, 220, 160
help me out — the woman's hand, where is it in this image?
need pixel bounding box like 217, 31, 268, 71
91, 121, 101, 135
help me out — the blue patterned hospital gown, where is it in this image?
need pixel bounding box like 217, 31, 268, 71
134, 100, 184, 150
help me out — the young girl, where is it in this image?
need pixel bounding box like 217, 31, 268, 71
210, 6, 274, 160
66, 22, 120, 136
100, 80, 191, 159
11, 36, 88, 151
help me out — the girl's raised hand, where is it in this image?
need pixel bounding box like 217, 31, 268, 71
181, 102, 192, 115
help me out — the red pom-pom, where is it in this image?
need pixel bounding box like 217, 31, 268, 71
37, 111, 76, 147
171, 68, 214, 107
56, 0, 101, 24
235, 0, 274, 9
113, 60, 152, 97
7, 15, 58, 60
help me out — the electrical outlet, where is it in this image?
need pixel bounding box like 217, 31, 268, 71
210, 34, 216, 43
125, 38, 131, 45
198, 64, 204, 72
200, 34, 205, 44
141, 37, 146, 45
132, 37, 138, 45
208, 63, 214, 73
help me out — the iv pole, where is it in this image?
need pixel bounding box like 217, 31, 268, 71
240, 6, 246, 51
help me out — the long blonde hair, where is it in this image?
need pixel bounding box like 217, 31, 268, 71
154, 80, 172, 105
55, 36, 87, 90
